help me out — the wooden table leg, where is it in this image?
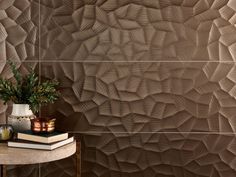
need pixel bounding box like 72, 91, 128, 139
0, 165, 6, 177
0, 165, 3, 177
76, 141, 81, 177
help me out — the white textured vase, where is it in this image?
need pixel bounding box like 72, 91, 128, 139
11, 104, 33, 116
8, 104, 35, 132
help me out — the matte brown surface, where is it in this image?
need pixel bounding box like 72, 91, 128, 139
40, 155, 77, 177
7, 165, 39, 177
0, 0, 39, 61
82, 132, 236, 177
39, 0, 236, 61
41, 62, 236, 133
1, 0, 236, 177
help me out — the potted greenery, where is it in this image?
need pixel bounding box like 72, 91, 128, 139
0, 61, 59, 132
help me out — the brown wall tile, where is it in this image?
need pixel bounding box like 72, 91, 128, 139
40, 155, 77, 177
7, 164, 39, 177
0, 0, 39, 61
41, 62, 236, 133
39, 0, 236, 61
82, 132, 236, 177
1, 0, 236, 177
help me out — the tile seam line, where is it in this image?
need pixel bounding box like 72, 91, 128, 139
68, 131, 236, 134
39, 0, 42, 120
41, 61, 236, 63
38, 1, 41, 177
5, 61, 236, 63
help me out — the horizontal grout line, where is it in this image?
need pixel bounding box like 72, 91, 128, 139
68, 131, 236, 134
39, 60, 236, 63
42, 61, 236, 63
2, 60, 236, 63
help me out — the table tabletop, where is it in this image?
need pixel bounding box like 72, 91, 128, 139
0, 141, 76, 165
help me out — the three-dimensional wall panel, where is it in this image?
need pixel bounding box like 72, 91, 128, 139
1, 0, 236, 177
0, 0, 39, 61
38, 0, 236, 176
41, 154, 77, 177
39, 0, 236, 61
7, 164, 39, 177
41, 62, 236, 133
82, 132, 236, 177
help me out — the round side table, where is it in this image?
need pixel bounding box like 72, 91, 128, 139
0, 141, 76, 177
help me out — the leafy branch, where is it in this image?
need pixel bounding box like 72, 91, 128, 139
0, 61, 60, 114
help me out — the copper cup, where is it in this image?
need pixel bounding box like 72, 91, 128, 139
31, 118, 55, 133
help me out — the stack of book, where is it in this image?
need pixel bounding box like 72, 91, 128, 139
8, 131, 74, 150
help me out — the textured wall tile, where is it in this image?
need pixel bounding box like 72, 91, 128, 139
2, 0, 236, 177
82, 132, 236, 177
7, 164, 39, 177
0, 0, 39, 61
40, 0, 236, 61
41, 62, 236, 133
40, 155, 76, 177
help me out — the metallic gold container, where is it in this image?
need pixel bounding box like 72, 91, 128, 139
0, 124, 14, 141
31, 118, 56, 133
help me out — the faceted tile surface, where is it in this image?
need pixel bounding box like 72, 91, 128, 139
0, 0, 39, 61
41, 62, 236, 133
40, 155, 77, 177
7, 164, 39, 177
1, 0, 236, 177
40, 0, 236, 61
82, 132, 236, 177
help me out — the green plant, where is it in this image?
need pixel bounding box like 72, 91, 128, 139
0, 61, 60, 114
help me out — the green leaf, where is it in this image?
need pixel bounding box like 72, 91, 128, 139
0, 61, 60, 114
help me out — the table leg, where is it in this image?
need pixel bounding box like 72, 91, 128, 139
0, 165, 3, 177
0, 165, 6, 177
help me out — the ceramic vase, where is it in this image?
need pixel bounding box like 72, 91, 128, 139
8, 104, 35, 132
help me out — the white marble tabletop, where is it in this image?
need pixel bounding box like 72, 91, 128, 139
0, 141, 76, 165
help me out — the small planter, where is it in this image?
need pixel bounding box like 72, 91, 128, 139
8, 104, 35, 132
11, 104, 33, 116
